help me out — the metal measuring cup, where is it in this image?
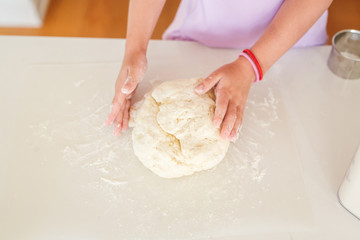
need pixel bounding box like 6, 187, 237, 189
327, 29, 360, 79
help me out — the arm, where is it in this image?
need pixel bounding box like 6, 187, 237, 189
251, 0, 333, 73
106, 0, 166, 135
125, 0, 166, 58
196, 0, 333, 142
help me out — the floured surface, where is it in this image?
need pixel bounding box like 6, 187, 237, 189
0, 63, 313, 240
131, 78, 229, 178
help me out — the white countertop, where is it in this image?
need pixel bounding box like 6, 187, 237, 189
0, 36, 359, 239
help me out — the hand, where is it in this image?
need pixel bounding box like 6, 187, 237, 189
195, 57, 255, 142
105, 51, 147, 135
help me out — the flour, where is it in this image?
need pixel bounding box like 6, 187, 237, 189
21, 61, 293, 239
74, 79, 86, 87
25, 81, 279, 238
100, 177, 128, 186
27, 80, 279, 187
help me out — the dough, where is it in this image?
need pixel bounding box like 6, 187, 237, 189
130, 78, 230, 178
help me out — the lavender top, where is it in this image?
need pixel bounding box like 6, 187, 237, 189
163, 0, 328, 48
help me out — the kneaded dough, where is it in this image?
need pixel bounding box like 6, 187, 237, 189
130, 78, 230, 178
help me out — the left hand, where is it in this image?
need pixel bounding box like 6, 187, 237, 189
195, 56, 255, 142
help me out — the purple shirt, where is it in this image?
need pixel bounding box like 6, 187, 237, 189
163, 0, 328, 48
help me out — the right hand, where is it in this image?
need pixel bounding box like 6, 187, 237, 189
105, 51, 147, 136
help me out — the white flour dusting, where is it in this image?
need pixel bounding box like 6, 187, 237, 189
26, 80, 280, 239
74, 79, 86, 87
28, 85, 279, 186
20, 59, 304, 239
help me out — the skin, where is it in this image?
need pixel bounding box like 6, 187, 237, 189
106, 0, 333, 141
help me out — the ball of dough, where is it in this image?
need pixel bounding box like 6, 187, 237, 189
131, 78, 230, 178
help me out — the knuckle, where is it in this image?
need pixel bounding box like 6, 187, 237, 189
219, 97, 229, 106
229, 104, 237, 113
218, 88, 230, 98
215, 85, 225, 92
215, 88, 226, 97
236, 104, 244, 113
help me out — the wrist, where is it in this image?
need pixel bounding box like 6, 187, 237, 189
233, 56, 257, 84
123, 47, 147, 65
125, 38, 148, 57
249, 46, 269, 74
125, 47, 147, 58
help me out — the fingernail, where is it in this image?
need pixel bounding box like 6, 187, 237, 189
113, 124, 122, 136
121, 87, 131, 94
105, 116, 113, 126
121, 76, 133, 94
230, 135, 238, 143
226, 131, 230, 139
195, 84, 204, 94
221, 129, 229, 140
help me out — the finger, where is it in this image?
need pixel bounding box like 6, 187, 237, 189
121, 100, 131, 132
195, 73, 221, 95
220, 103, 237, 140
113, 104, 125, 136
229, 106, 244, 142
126, 85, 138, 100
121, 67, 145, 95
105, 96, 124, 126
213, 89, 229, 128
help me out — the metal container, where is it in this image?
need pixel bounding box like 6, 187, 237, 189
327, 29, 360, 79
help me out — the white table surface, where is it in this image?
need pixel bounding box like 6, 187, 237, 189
0, 36, 359, 239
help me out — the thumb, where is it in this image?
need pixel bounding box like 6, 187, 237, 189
121, 67, 144, 94
195, 73, 221, 95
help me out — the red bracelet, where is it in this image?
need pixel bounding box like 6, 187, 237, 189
243, 49, 263, 81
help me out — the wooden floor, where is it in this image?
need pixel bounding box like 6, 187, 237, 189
0, 0, 359, 44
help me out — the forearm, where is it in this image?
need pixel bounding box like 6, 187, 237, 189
125, 0, 166, 54
251, 0, 333, 73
